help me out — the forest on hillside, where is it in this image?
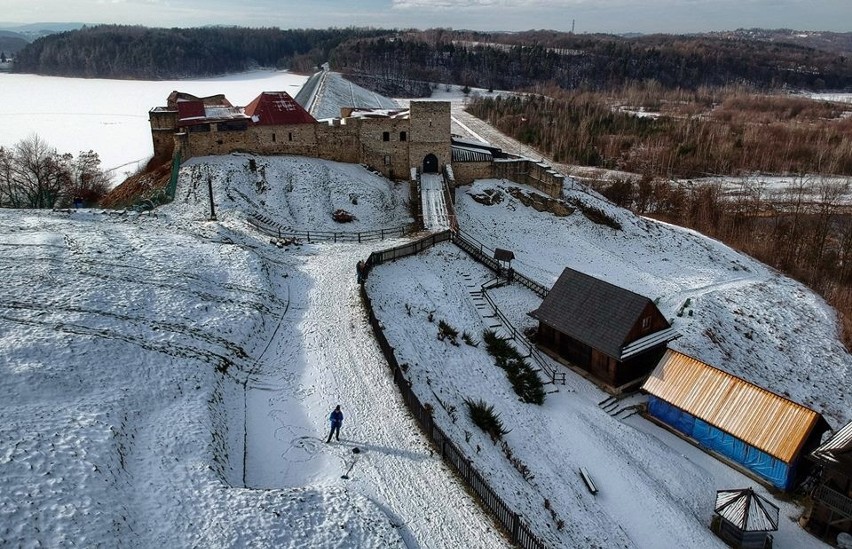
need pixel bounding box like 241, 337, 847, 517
467, 85, 852, 178
11, 26, 394, 79
12, 26, 852, 91
334, 29, 852, 94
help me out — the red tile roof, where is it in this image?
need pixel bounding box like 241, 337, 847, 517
244, 92, 316, 125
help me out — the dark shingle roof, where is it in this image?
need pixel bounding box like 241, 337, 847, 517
530, 267, 663, 359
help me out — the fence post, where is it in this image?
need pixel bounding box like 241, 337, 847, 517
512, 511, 521, 543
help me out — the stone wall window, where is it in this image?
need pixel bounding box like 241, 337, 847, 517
272, 133, 276, 142
382, 131, 390, 142
400, 131, 407, 142
288, 132, 293, 141
384, 155, 391, 166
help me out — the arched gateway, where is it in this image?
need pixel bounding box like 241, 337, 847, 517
422, 153, 438, 173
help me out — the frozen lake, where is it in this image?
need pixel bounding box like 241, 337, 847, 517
0, 70, 309, 185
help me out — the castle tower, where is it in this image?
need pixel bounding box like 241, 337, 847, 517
408, 102, 451, 174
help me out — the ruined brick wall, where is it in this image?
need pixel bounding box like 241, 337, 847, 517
493, 159, 564, 197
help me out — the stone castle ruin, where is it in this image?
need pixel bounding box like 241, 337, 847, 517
149, 89, 565, 194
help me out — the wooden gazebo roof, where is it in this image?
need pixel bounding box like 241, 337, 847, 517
714, 488, 779, 532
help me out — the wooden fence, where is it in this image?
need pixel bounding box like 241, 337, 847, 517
359, 239, 550, 548
248, 212, 414, 243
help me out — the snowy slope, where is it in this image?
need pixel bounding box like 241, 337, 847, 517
455, 180, 851, 427
367, 179, 849, 548
310, 72, 399, 120
1, 154, 847, 548
0, 156, 506, 548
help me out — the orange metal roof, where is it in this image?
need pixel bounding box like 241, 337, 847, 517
643, 349, 823, 463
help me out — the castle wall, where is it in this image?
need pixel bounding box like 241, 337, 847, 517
452, 162, 494, 185
409, 102, 451, 172
245, 124, 318, 157
159, 99, 453, 183
175, 123, 318, 160
494, 159, 564, 197
316, 121, 361, 164
358, 118, 411, 181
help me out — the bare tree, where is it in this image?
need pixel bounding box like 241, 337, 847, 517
0, 136, 109, 209
10, 135, 69, 208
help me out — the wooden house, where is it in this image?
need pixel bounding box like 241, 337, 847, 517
643, 349, 830, 491
806, 420, 852, 543
529, 267, 676, 389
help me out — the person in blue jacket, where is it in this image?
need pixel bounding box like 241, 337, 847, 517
326, 405, 343, 443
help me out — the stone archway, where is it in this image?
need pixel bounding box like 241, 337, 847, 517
422, 153, 438, 173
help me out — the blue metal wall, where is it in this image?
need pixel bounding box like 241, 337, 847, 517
648, 396, 795, 490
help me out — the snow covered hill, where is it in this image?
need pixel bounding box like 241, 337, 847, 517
0, 153, 847, 548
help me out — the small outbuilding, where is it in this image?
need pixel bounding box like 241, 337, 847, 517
805, 420, 852, 543
529, 267, 677, 389
712, 488, 779, 549
643, 349, 830, 490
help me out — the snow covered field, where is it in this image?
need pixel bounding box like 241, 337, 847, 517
0, 71, 849, 548
0, 156, 506, 547
1, 151, 848, 547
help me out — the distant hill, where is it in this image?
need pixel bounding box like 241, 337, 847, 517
0, 22, 84, 37
0, 31, 28, 55
721, 28, 852, 57
10, 25, 852, 92
0, 22, 84, 56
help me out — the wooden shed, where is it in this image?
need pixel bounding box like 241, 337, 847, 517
529, 267, 677, 389
806, 420, 852, 543
643, 349, 830, 490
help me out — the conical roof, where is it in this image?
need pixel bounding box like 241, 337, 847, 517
714, 488, 779, 532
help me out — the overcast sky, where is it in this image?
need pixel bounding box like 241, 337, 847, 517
2, 0, 850, 35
